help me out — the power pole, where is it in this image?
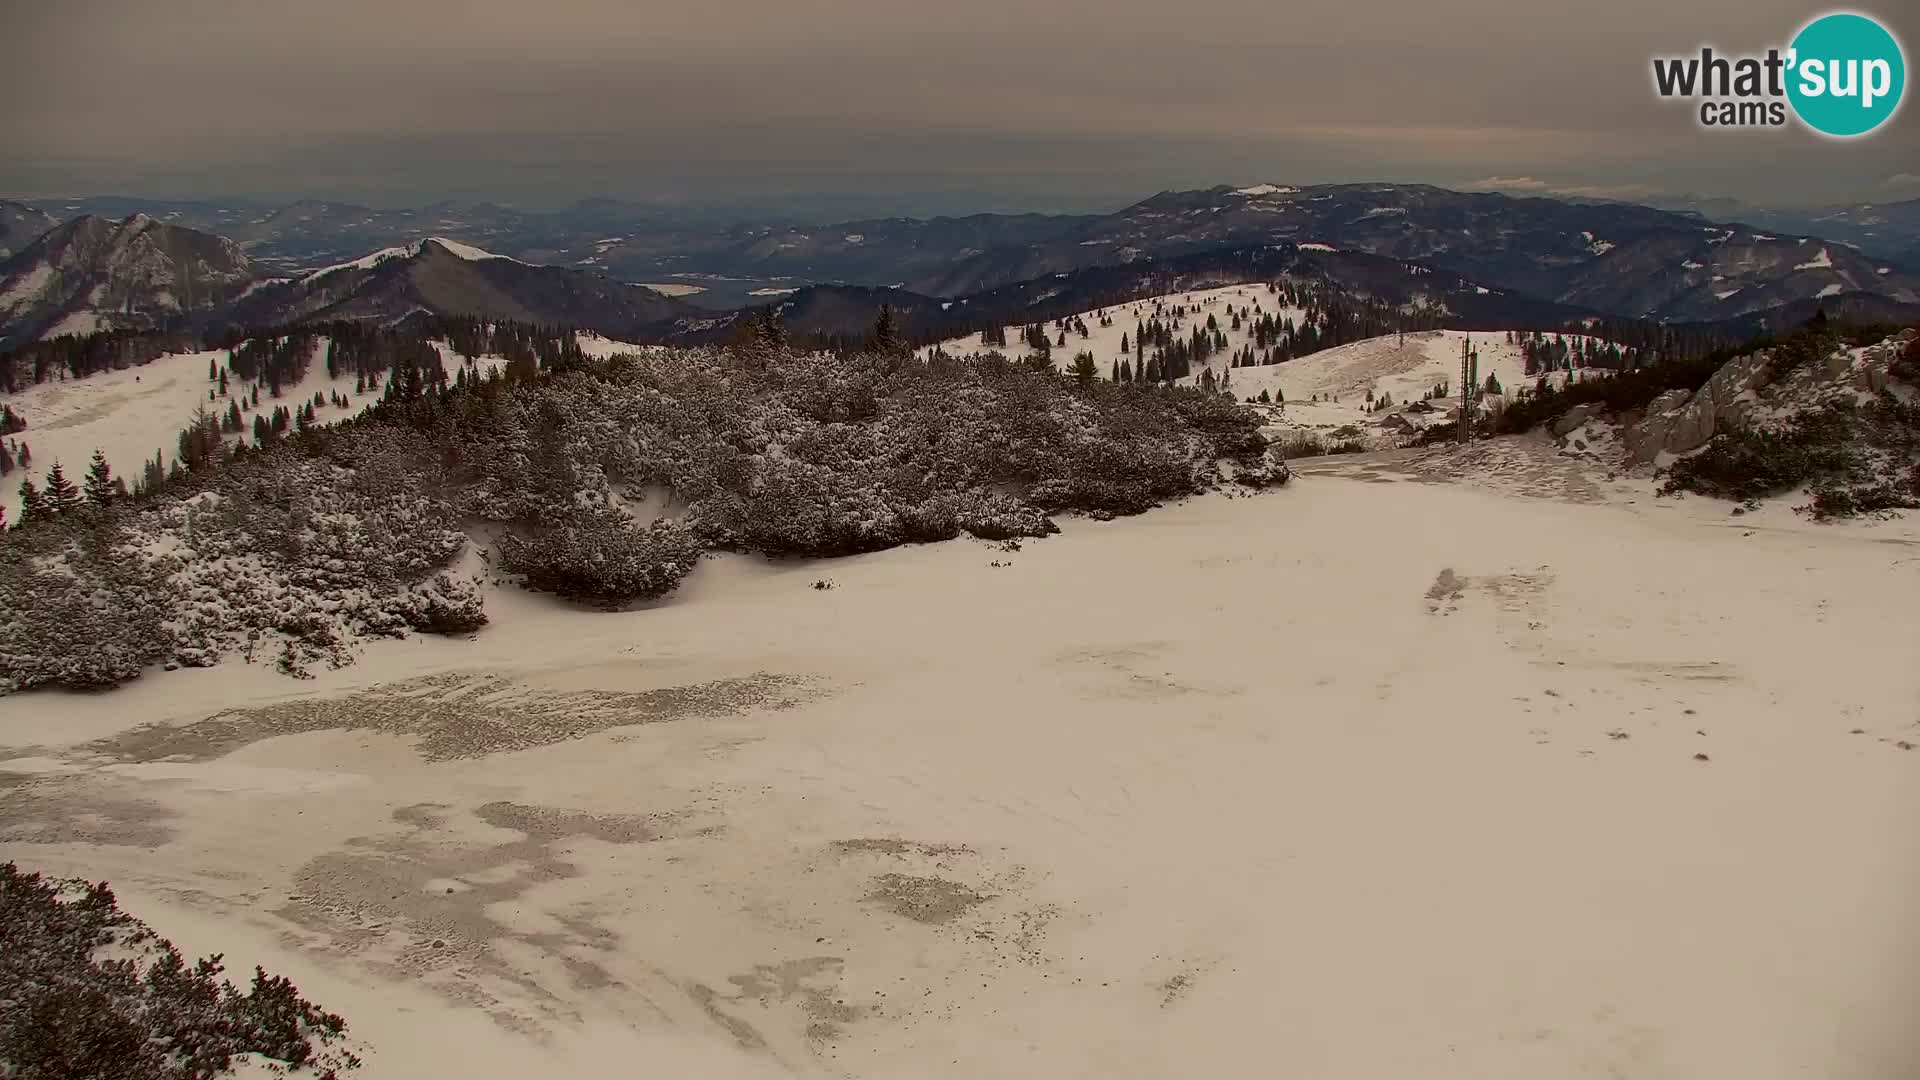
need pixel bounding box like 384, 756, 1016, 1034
1459, 336, 1473, 444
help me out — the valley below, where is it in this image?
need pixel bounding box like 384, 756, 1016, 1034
4, 441, 1917, 1079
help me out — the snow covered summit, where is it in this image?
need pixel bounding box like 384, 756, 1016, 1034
300, 237, 518, 281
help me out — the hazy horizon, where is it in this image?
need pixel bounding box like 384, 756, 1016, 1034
3, 0, 1915, 218
6, 169, 1917, 227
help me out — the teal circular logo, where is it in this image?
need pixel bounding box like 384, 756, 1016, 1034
1787, 12, 1906, 137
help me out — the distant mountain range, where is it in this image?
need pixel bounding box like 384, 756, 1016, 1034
2, 184, 1917, 351
1633, 194, 1920, 269
0, 218, 696, 349
895, 184, 1919, 322
14, 185, 1919, 311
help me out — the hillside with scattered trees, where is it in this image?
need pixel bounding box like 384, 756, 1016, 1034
0, 313, 1283, 693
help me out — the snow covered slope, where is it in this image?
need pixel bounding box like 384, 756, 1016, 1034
1221, 330, 1616, 446
574, 330, 664, 359
2, 345, 358, 520
916, 284, 1615, 440
917, 283, 1309, 373
1200, 329, 1606, 405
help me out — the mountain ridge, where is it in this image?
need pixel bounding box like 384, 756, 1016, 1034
227, 237, 698, 339
904, 183, 1920, 321
0, 214, 260, 347
0, 200, 60, 260
5, 191, 1917, 353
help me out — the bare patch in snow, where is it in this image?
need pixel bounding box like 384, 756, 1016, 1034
84, 671, 825, 764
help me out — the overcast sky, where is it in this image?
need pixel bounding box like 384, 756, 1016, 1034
2, 0, 1914, 215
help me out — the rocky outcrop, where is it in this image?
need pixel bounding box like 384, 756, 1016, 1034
1621, 349, 1773, 463
1620, 329, 1917, 464
1549, 403, 1600, 437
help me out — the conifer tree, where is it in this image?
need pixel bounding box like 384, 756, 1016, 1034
758, 307, 788, 350
142, 450, 166, 494
16, 478, 45, 524
42, 462, 82, 516
871, 306, 903, 354
83, 449, 118, 509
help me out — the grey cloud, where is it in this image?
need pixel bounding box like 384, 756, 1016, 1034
2, 0, 1913, 211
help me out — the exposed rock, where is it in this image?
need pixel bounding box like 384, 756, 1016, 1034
1656, 347, 1775, 459
1623, 389, 1695, 463
1549, 403, 1599, 438
1819, 329, 1912, 395
1620, 328, 1917, 464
